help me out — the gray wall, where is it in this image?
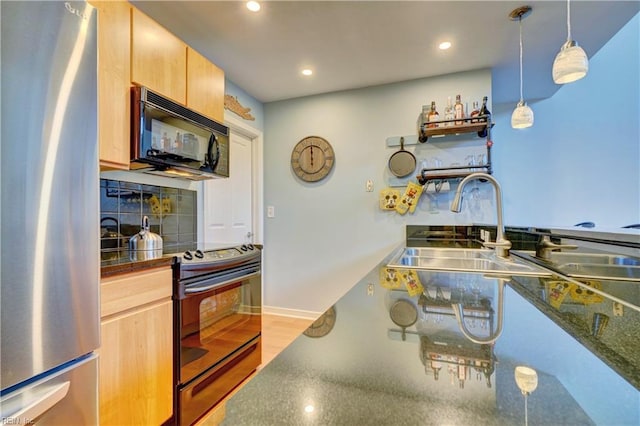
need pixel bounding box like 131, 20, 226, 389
263, 69, 493, 314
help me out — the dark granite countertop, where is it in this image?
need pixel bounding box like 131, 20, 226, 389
506, 273, 640, 390
100, 250, 176, 278
223, 232, 640, 425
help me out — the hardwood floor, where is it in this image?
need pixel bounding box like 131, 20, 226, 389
196, 313, 315, 425
260, 313, 315, 367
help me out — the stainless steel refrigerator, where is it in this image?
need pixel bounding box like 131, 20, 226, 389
1, 1, 100, 424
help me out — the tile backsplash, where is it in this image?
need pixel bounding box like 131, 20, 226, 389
100, 179, 197, 254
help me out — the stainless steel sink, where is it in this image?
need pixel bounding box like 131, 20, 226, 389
544, 252, 640, 266
387, 247, 549, 276
513, 251, 640, 282
402, 247, 491, 259
389, 246, 640, 281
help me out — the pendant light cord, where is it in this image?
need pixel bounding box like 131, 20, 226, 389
519, 16, 524, 103
566, 0, 572, 41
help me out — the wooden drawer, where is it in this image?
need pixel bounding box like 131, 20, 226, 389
101, 267, 172, 318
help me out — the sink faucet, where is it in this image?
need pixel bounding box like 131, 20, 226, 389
452, 277, 507, 345
450, 173, 512, 259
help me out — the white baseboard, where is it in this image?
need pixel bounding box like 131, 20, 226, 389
263, 305, 321, 320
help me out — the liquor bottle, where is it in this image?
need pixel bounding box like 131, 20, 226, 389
444, 96, 454, 126
431, 355, 442, 380
470, 101, 480, 123
427, 101, 439, 128
454, 94, 465, 125
479, 96, 491, 122
478, 96, 491, 137
422, 105, 430, 125
175, 131, 183, 152
162, 132, 171, 152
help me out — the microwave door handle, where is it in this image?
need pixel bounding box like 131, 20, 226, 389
206, 134, 220, 171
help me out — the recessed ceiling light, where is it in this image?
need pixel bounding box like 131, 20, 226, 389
439, 41, 452, 50
246, 1, 260, 12
301, 69, 313, 76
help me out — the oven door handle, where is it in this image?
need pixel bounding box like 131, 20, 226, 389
183, 267, 261, 295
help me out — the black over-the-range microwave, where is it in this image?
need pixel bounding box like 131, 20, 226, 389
130, 86, 229, 180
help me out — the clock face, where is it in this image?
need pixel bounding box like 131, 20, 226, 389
291, 136, 335, 182
303, 306, 337, 338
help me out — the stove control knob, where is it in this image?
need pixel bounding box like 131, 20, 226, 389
194, 250, 204, 259
241, 244, 248, 251
247, 244, 254, 250
183, 251, 193, 261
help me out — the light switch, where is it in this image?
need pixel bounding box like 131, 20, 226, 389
267, 206, 275, 218
367, 283, 374, 296
366, 179, 374, 192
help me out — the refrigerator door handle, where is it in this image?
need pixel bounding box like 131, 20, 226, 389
6, 381, 70, 423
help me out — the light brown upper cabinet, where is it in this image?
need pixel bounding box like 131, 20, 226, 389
131, 7, 187, 105
92, 4, 225, 171
91, 1, 131, 170
187, 47, 225, 122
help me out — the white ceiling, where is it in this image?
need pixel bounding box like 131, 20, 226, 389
131, 1, 639, 104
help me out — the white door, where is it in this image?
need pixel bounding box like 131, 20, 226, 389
203, 131, 254, 244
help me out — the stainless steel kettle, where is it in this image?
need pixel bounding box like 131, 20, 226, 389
129, 215, 163, 261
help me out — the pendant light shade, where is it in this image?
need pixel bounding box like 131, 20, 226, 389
511, 101, 534, 129
552, 0, 588, 84
510, 6, 533, 129
552, 40, 589, 84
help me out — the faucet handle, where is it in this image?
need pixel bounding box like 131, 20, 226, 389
484, 240, 512, 249
483, 239, 512, 259
535, 235, 577, 260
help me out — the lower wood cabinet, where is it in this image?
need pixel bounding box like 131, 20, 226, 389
99, 267, 173, 425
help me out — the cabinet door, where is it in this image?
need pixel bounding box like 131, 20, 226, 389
131, 7, 186, 104
186, 47, 225, 122
99, 299, 173, 426
91, 1, 131, 170
100, 267, 173, 425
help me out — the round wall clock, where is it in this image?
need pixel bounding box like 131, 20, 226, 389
303, 306, 337, 338
291, 136, 335, 182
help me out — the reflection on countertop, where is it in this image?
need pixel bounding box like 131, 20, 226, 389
100, 248, 181, 277
223, 226, 640, 426
508, 274, 640, 390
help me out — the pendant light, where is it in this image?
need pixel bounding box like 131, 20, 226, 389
552, 0, 588, 84
515, 366, 538, 426
510, 6, 534, 129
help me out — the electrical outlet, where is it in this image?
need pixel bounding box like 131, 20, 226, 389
367, 283, 375, 296
613, 302, 624, 316
267, 206, 275, 218
366, 179, 374, 192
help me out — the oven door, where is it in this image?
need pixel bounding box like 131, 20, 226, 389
179, 336, 260, 426
178, 266, 261, 386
